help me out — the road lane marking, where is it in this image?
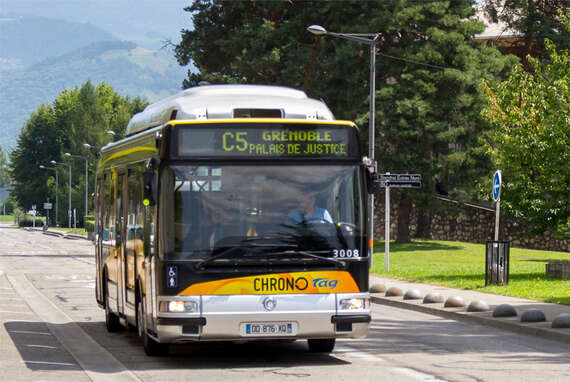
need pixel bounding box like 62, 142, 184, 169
335, 344, 384, 362
8, 273, 142, 382
392, 367, 447, 382
24, 360, 75, 367
26, 344, 58, 349
0, 304, 28, 308
0, 310, 34, 314
10, 330, 53, 336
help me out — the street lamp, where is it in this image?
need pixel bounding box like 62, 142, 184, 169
308, 24, 380, 262
50, 160, 72, 228
39, 165, 58, 227
83, 143, 100, 151
65, 152, 88, 224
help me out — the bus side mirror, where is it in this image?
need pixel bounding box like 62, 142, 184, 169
143, 171, 157, 206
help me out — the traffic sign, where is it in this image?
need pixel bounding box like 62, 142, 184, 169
375, 174, 421, 188
492, 170, 502, 201
43, 202, 53, 210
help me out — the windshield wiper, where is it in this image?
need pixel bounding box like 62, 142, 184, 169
193, 245, 247, 271
258, 250, 347, 268
193, 240, 295, 270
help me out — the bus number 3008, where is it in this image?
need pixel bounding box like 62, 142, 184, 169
332, 249, 359, 258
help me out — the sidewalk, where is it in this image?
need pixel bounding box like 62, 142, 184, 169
369, 275, 570, 345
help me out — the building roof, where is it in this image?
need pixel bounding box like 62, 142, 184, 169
473, 3, 523, 40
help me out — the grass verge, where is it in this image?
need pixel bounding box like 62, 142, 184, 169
371, 240, 570, 305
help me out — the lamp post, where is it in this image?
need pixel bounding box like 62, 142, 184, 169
83, 143, 99, 151
65, 152, 88, 224
308, 24, 380, 262
39, 165, 58, 227
50, 160, 72, 228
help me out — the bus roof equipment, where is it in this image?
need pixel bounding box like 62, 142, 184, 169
126, 84, 335, 136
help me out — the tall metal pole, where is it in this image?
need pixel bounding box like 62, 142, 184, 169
65, 153, 89, 225
368, 35, 378, 263
67, 163, 71, 228
84, 158, 88, 219
55, 170, 58, 227
385, 175, 390, 271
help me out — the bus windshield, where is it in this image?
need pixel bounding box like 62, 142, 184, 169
160, 164, 364, 261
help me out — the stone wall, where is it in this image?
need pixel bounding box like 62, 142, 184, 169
373, 193, 569, 253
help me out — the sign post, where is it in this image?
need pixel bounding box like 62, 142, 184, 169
385, 174, 390, 271
492, 170, 502, 241
375, 173, 422, 271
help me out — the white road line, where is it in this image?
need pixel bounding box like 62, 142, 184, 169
26, 344, 58, 349
9, 330, 53, 336
0, 310, 34, 314
392, 367, 447, 382
0, 304, 28, 308
8, 273, 142, 382
24, 360, 75, 367
335, 344, 384, 362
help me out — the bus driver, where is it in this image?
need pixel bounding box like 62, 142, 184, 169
285, 191, 333, 225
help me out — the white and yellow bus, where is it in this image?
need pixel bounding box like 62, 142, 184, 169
94, 84, 372, 356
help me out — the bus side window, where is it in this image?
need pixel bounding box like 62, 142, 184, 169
103, 172, 114, 243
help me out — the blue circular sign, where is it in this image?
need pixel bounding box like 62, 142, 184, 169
492, 170, 502, 201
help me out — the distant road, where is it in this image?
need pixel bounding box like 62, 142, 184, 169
0, 228, 568, 382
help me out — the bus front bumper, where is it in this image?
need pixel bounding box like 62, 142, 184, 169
154, 293, 370, 343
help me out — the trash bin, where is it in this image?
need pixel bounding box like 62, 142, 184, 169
485, 241, 510, 286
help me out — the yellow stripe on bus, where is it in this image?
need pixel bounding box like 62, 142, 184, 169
170, 119, 356, 127
102, 146, 158, 166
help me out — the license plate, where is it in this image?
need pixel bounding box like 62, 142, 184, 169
240, 322, 297, 337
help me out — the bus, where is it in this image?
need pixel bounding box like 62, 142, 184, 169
94, 84, 373, 356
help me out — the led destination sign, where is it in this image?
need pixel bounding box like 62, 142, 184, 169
176, 123, 359, 158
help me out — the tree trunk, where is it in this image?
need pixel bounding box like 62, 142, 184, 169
396, 192, 411, 243
415, 208, 431, 239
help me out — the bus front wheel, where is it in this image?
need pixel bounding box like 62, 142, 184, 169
307, 338, 335, 353
137, 298, 169, 356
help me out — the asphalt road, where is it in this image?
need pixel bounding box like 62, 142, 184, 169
0, 226, 569, 382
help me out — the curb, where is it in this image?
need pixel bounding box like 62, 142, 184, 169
371, 295, 570, 345
21, 227, 89, 241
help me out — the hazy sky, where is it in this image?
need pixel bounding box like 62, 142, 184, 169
0, 0, 191, 48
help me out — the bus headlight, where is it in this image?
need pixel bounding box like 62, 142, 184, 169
159, 300, 198, 313
339, 298, 369, 310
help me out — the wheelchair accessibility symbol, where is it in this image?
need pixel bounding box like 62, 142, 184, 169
166, 265, 178, 288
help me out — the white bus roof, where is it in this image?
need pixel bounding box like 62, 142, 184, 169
126, 84, 335, 136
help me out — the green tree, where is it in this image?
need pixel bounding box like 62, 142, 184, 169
482, 11, 569, 236
10, 81, 147, 226
175, 0, 515, 242
0, 147, 11, 187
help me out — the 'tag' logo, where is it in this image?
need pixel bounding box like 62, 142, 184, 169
312, 278, 338, 289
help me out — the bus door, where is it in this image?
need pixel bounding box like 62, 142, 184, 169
116, 173, 127, 315
95, 176, 104, 305
124, 169, 142, 310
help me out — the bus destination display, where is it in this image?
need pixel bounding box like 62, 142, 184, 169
176, 124, 358, 158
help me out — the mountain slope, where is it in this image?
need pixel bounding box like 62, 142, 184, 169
0, 40, 189, 149
0, 15, 117, 70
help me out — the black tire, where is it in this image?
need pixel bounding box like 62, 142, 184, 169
104, 274, 122, 333
137, 298, 169, 356
307, 338, 335, 353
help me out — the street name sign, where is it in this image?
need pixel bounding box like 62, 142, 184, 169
375, 173, 421, 188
